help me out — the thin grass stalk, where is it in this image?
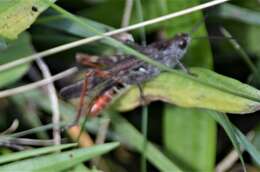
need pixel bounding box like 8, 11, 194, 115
135, 0, 146, 46
141, 106, 148, 172
220, 27, 258, 74
134, 0, 148, 171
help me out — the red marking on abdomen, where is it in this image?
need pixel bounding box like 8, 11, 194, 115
90, 89, 114, 116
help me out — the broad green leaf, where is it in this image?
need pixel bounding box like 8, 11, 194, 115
0, 143, 77, 164
0, 142, 119, 172
0, 0, 56, 39
113, 67, 260, 114
0, 32, 33, 88
163, 107, 216, 171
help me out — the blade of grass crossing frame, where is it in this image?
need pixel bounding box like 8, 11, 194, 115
141, 105, 148, 172
235, 127, 260, 165
0, 143, 77, 164
208, 111, 247, 172
220, 27, 257, 75
134, 0, 148, 171
0, 142, 119, 171
135, 0, 146, 46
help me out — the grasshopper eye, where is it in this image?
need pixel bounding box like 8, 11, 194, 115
178, 40, 187, 50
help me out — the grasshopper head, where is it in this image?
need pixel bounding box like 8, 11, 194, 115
168, 33, 191, 60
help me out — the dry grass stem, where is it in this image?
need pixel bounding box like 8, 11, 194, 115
0, 67, 78, 98
36, 59, 61, 145
216, 131, 255, 172
0, 119, 19, 135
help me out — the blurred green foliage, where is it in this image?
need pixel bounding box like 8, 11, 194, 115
0, 0, 260, 172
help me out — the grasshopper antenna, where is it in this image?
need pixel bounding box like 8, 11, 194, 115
192, 35, 234, 40
189, 14, 209, 35
189, 15, 234, 41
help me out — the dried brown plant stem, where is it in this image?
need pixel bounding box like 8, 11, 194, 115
36, 59, 61, 145
91, 118, 111, 166
216, 131, 255, 172
0, 67, 77, 98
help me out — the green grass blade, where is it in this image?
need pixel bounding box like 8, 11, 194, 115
0, 143, 77, 164
8, 122, 67, 138
134, 0, 146, 45
0, 142, 119, 172
134, 0, 148, 171
141, 106, 148, 172
217, 3, 260, 25
235, 128, 260, 165
220, 27, 257, 74
208, 112, 246, 172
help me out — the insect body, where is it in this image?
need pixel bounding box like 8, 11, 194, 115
60, 33, 191, 121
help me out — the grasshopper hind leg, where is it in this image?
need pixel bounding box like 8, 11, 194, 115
73, 71, 94, 125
